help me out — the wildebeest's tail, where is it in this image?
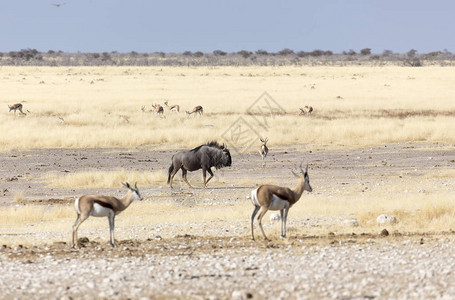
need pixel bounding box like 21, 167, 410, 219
167, 163, 174, 184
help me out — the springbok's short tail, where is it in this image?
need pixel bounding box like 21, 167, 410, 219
251, 188, 259, 206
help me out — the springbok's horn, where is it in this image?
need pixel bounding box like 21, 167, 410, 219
134, 182, 138, 190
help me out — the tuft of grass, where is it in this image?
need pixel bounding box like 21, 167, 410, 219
43, 169, 168, 188
12, 191, 25, 203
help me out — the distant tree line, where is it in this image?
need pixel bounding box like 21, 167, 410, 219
0, 48, 454, 66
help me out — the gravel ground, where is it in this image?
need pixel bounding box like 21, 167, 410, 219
1, 234, 455, 299
1, 142, 455, 299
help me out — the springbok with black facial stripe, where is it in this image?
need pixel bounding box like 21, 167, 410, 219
250, 163, 312, 240
72, 182, 143, 248
259, 137, 268, 160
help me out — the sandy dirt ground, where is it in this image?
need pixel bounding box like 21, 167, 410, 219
1, 142, 455, 299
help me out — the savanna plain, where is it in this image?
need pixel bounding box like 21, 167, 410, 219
1, 65, 455, 299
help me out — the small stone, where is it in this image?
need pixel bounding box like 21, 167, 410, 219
269, 213, 280, 223
380, 229, 389, 236
377, 214, 397, 225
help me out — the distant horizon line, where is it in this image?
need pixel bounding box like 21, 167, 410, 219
2, 48, 453, 55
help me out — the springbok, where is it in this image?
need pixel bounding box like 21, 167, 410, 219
305, 106, 313, 116
163, 101, 180, 113
259, 138, 269, 160
151, 104, 164, 116
250, 163, 312, 240
299, 106, 313, 116
186, 105, 203, 117
8, 103, 24, 115
72, 182, 143, 248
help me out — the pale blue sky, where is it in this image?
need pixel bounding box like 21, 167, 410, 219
1, 0, 454, 53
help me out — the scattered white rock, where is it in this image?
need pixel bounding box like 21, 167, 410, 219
342, 219, 359, 227
377, 214, 397, 225
270, 213, 281, 223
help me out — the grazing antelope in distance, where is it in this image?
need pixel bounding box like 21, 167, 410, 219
151, 104, 164, 116
305, 106, 313, 116
72, 182, 143, 248
8, 103, 25, 115
186, 105, 203, 117
299, 106, 313, 116
250, 163, 312, 241
259, 137, 269, 160
163, 101, 180, 113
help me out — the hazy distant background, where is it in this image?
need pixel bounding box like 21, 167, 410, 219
1, 0, 454, 53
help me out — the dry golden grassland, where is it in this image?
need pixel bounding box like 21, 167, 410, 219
1, 66, 455, 245
1, 66, 455, 151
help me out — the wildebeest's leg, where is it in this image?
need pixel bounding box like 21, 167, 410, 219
182, 169, 193, 188
168, 164, 180, 189
202, 168, 207, 187
204, 168, 214, 187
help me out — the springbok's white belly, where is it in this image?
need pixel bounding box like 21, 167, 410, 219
268, 195, 289, 211
90, 203, 112, 217
251, 189, 290, 211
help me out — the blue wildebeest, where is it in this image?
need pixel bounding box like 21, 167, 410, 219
167, 141, 232, 188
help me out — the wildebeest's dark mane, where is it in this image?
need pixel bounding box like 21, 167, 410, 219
190, 141, 224, 152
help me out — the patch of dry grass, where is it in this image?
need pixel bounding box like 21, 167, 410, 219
43, 169, 168, 188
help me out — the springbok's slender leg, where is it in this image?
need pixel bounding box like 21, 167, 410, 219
108, 212, 115, 247
282, 206, 290, 238
182, 169, 193, 188
72, 214, 81, 247
251, 205, 260, 240
257, 207, 270, 240
280, 209, 285, 237
72, 212, 90, 248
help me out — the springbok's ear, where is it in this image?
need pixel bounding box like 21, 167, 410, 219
291, 170, 300, 178
305, 163, 309, 173
122, 182, 131, 189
